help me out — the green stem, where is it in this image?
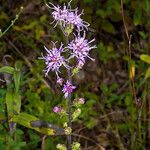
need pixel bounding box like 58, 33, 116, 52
66, 35, 72, 150
0, 7, 23, 38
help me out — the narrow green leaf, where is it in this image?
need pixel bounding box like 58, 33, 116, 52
143, 0, 150, 13
13, 93, 21, 115
145, 67, 150, 79
140, 54, 150, 64
0, 66, 14, 74
14, 61, 22, 93
5, 89, 21, 118
5, 90, 14, 118
13, 70, 21, 93
15, 61, 22, 71
12, 113, 64, 135
134, 7, 142, 26
0, 112, 6, 121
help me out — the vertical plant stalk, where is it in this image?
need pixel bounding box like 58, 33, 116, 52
121, 0, 137, 102
121, 0, 138, 149
128, 35, 137, 102
57, 24, 73, 149
67, 84, 72, 150
44, 2, 96, 149
66, 35, 72, 150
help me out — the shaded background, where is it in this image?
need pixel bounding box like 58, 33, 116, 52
0, 0, 150, 149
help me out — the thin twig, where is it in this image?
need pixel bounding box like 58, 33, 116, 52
120, 0, 129, 40
121, 0, 137, 101
0, 7, 23, 38
121, 0, 138, 149
128, 35, 137, 101
41, 135, 47, 150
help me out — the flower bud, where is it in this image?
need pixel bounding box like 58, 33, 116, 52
57, 77, 64, 86
64, 127, 72, 135
78, 98, 85, 104
53, 106, 61, 113
73, 98, 85, 107
77, 60, 85, 69
72, 67, 80, 76
20, 6, 24, 10
72, 108, 81, 120
65, 25, 73, 36
62, 80, 76, 98
72, 142, 81, 150
56, 144, 67, 150
63, 122, 68, 128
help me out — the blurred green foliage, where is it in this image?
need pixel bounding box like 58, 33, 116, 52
0, 0, 150, 149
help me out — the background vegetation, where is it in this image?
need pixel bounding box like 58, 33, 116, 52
0, 0, 150, 149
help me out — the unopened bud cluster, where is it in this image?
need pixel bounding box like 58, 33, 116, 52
72, 142, 81, 150
73, 98, 85, 107
56, 144, 67, 150
72, 108, 81, 121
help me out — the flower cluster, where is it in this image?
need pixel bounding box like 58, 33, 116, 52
62, 80, 76, 98
42, 1, 96, 98
41, 42, 70, 77
40, 2, 96, 150
68, 32, 96, 68
48, 2, 89, 30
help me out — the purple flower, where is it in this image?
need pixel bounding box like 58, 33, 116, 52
48, 2, 89, 30
62, 80, 76, 98
41, 42, 69, 76
77, 57, 85, 69
68, 32, 96, 67
66, 9, 89, 30
78, 98, 85, 104
53, 106, 61, 113
57, 77, 64, 85
48, 2, 69, 27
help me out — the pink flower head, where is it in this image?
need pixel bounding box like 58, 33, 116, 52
47, 1, 89, 30
41, 42, 70, 76
48, 2, 69, 27
78, 98, 85, 104
62, 80, 76, 98
77, 57, 85, 69
57, 77, 64, 85
68, 32, 96, 67
53, 106, 61, 113
65, 9, 89, 30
